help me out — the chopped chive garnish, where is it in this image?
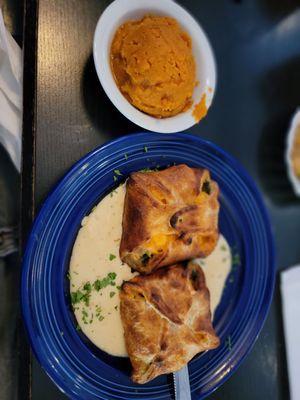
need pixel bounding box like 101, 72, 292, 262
93, 272, 117, 291
83, 282, 92, 292
109, 253, 116, 261
232, 253, 241, 266
144, 146, 148, 152
71, 290, 84, 305
108, 272, 117, 280
71, 281, 91, 307
114, 169, 122, 176
96, 305, 105, 321
95, 305, 101, 314
72, 272, 118, 321
82, 308, 89, 324
124, 153, 128, 160
89, 313, 94, 324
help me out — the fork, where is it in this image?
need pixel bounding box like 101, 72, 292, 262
173, 366, 192, 400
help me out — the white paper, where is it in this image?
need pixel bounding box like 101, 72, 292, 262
0, 8, 22, 171
281, 265, 300, 400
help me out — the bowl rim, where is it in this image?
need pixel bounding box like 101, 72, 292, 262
93, 0, 217, 133
21, 132, 276, 400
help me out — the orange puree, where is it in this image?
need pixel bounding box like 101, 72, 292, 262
192, 93, 208, 123
110, 16, 196, 118
291, 125, 300, 178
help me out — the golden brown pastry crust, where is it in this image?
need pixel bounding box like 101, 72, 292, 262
120, 164, 219, 273
120, 262, 220, 384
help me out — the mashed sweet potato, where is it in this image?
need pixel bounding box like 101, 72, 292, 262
110, 16, 196, 118
291, 125, 300, 178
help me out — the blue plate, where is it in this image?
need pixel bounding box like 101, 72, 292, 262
21, 132, 275, 399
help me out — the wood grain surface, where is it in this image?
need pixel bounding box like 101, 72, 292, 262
22, 0, 300, 398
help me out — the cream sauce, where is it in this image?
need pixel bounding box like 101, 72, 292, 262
69, 184, 231, 357
195, 235, 231, 316
69, 184, 136, 357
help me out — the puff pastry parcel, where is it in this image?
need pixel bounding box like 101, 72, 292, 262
120, 164, 219, 274
120, 261, 220, 384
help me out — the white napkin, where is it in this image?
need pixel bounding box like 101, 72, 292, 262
281, 265, 300, 400
0, 8, 22, 172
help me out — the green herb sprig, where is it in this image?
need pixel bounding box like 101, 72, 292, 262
93, 272, 117, 291
71, 272, 117, 306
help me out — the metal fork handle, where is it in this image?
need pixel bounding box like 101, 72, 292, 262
173, 366, 192, 400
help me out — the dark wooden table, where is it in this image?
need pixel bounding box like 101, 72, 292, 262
22, 0, 300, 398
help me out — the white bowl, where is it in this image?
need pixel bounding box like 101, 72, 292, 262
93, 0, 216, 133
286, 108, 300, 197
